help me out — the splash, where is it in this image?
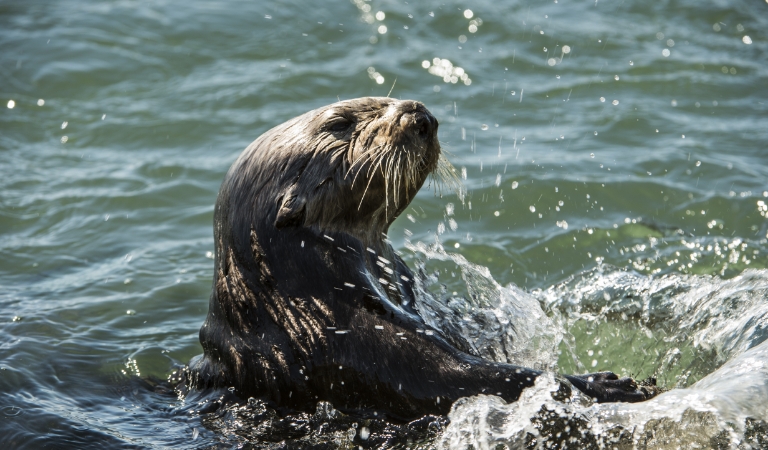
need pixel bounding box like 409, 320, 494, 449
439, 341, 768, 449
535, 267, 768, 386
406, 238, 562, 370
429, 266, 768, 448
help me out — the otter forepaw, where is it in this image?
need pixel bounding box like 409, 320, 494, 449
564, 372, 660, 403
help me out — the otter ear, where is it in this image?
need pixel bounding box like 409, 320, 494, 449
275, 187, 306, 229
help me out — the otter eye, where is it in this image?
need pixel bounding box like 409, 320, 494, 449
327, 118, 354, 133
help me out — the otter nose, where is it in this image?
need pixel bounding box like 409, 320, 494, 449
397, 101, 438, 140
414, 111, 436, 139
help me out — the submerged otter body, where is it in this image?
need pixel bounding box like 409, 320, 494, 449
187, 97, 654, 420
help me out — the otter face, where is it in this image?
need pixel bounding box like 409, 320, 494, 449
324, 97, 441, 215
267, 97, 453, 242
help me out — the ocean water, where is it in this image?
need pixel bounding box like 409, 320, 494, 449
1, 0, 767, 448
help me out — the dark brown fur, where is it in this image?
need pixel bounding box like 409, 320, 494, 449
186, 97, 656, 421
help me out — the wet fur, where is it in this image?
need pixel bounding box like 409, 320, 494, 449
186, 97, 655, 421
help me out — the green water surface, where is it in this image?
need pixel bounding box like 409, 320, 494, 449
1, 0, 767, 447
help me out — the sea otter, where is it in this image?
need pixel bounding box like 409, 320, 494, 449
186, 97, 656, 421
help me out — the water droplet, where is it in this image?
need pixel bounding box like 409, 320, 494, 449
377, 25, 387, 34
529, 205, 536, 213
6, 100, 15, 109
494, 211, 500, 217
562, 45, 571, 54
1, 406, 23, 416
547, 58, 556, 66
713, 23, 721, 32
37, 99, 45, 106
629, 60, 634, 66
60, 136, 68, 143
662, 48, 670, 57
375, 11, 385, 20
463, 9, 473, 19
61, 121, 68, 129
126, 310, 136, 315
656, 32, 664, 40
612, 99, 619, 105
599, 97, 605, 102
590, 153, 595, 158
743, 36, 752, 45
594, 131, 598, 135
480, 124, 488, 130
666, 39, 675, 47
614, 75, 620, 80
511, 181, 518, 189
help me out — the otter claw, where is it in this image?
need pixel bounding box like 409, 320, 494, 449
564, 372, 660, 403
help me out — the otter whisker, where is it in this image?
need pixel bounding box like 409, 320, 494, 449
350, 156, 372, 187
429, 154, 463, 202
352, 143, 389, 189
387, 148, 398, 213
384, 147, 396, 213
406, 149, 415, 195
358, 147, 390, 211
391, 151, 401, 208
394, 151, 403, 207
348, 144, 383, 186
369, 146, 388, 179
358, 164, 378, 211
392, 149, 401, 207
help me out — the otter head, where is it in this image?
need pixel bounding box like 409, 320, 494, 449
230, 97, 445, 246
